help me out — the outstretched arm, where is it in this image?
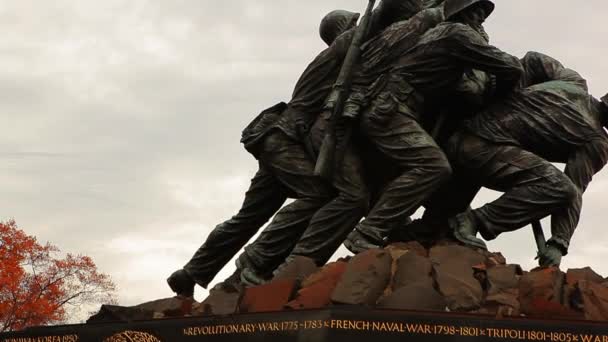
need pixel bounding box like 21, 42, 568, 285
520, 51, 588, 90
447, 25, 524, 95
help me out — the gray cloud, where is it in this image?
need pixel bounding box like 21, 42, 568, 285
1, 0, 608, 316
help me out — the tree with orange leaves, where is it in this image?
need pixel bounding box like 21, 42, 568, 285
0, 220, 116, 332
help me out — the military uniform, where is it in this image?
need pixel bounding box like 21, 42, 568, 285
337, 8, 523, 249
237, 0, 429, 275
183, 104, 338, 289
171, 1, 425, 292
173, 10, 360, 290
447, 52, 608, 255
281, 7, 446, 263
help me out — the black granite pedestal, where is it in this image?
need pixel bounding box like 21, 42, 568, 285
2, 308, 607, 342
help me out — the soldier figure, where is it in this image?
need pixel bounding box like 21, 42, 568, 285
238, 0, 428, 285
168, 0, 424, 295
341, 0, 523, 253
447, 52, 608, 266
166, 10, 361, 296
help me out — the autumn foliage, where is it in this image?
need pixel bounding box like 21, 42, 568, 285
0, 220, 116, 332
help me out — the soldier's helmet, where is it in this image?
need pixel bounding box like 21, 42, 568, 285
443, 0, 495, 21
319, 10, 360, 46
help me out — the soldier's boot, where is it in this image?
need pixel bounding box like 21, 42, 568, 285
167, 269, 196, 297
538, 243, 563, 268
343, 227, 383, 254
240, 268, 270, 287
210, 268, 244, 293
387, 217, 443, 244
236, 256, 271, 287
449, 211, 488, 250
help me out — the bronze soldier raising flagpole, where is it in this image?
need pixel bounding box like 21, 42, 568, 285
166, 9, 364, 296
444, 52, 608, 266
168, 0, 429, 296
314, 0, 377, 180
338, 0, 523, 253
5, 1, 608, 338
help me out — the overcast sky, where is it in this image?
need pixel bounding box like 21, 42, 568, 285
2, 0, 607, 318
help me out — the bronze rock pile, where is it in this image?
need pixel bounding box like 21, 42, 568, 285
89, 242, 608, 323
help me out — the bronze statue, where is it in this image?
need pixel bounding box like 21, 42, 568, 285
168, 0, 607, 295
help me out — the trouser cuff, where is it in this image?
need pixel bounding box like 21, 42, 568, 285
472, 210, 498, 241
182, 264, 211, 289
354, 224, 386, 245
547, 236, 570, 256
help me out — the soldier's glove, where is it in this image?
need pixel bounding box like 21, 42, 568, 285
538, 244, 563, 268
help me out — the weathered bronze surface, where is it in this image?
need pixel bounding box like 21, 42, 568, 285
169, 0, 608, 297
